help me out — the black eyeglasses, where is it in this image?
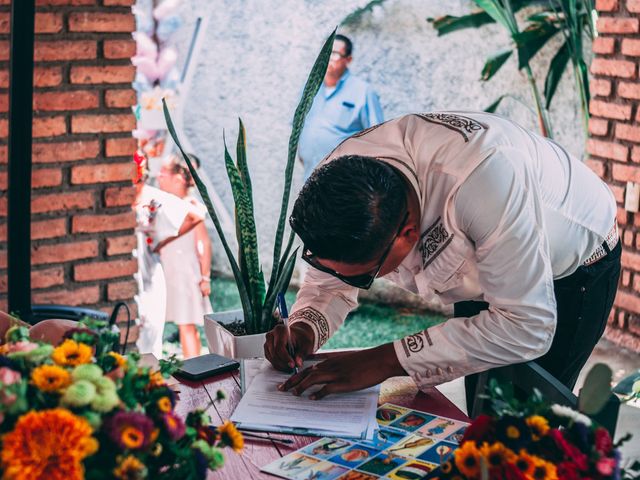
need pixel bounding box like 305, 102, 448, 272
301, 212, 409, 290
330, 50, 348, 59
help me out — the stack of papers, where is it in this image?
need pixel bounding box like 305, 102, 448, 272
261, 403, 470, 479
231, 360, 380, 440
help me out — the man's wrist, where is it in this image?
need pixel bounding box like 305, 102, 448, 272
377, 342, 408, 377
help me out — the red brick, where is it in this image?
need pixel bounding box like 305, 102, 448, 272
32, 168, 63, 188
633, 146, 640, 162
590, 78, 612, 97
622, 38, 640, 56
72, 114, 135, 134
32, 240, 98, 265
31, 191, 94, 214
31, 218, 66, 240
70, 66, 136, 85
105, 186, 136, 207
616, 123, 640, 143
31, 266, 65, 289
593, 36, 616, 54
0, 249, 5, 268
624, 229, 635, 246
589, 99, 632, 120
34, 91, 99, 112
34, 12, 64, 34
0, 197, 6, 217
0, 119, 7, 138
74, 258, 137, 281
629, 0, 640, 12
103, 40, 136, 59
597, 17, 639, 34
0, 70, 6, 88
614, 289, 640, 314
586, 158, 606, 177
0, 94, 8, 113
71, 163, 135, 184
587, 138, 629, 161
0, 41, 9, 62
33, 140, 99, 164
616, 310, 626, 328
622, 269, 631, 286
33, 67, 63, 88
596, 0, 619, 10
618, 81, 640, 99
33, 116, 66, 138
108, 279, 138, 301
611, 184, 625, 203
72, 211, 136, 233
591, 58, 636, 78
35, 40, 97, 62
68, 13, 135, 33
588, 118, 609, 136
105, 89, 137, 108
618, 206, 629, 225
105, 137, 136, 157
107, 235, 136, 256
0, 145, 5, 164
104, 0, 135, 4
33, 286, 100, 307
36, 0, 95, 4
612, 163, 640, 182
622, 248, 640, 271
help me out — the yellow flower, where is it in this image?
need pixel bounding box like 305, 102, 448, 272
513, 450, 538, 476
479, 442, 516, 469
1, 408, 96, 480
31, 365, 71, 392
113, 455, 147, 480
454, 441, 481, 478
148, 370, 166, 388
440, 460, 453, 474
531, 457, 558, 480
52, 340, 92, 367
506, 425, 521, 440
121, 426, 145, 450
108, 352, 128, 369
157, 396, 172, 413
218, 420, 244, 453
526, 415, 550, 440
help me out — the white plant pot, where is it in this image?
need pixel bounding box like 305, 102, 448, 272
204, 309, 267, 359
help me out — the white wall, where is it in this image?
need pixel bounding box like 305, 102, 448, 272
171, 0, 585, 279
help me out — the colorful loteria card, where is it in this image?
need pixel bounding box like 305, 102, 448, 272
418, 417, 466, 439
359, 428, 406, 451
335, 471, 379, 480
416, 441, 457, 465
329, 444, 380, 469
389, 412, 436, 432
357, 452, 407, 476
262, 453, 321, 478
302, 438, 354, 460
386, 459, 438, 479
444, 425, 467, 444
294, 461, 350, 480
385, 434, 436, 458
376, 404, 411, 426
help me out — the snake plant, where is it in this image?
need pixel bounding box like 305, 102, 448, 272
163, 30, 336, 335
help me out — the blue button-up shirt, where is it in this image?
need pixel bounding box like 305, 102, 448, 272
298, 70, 384, 179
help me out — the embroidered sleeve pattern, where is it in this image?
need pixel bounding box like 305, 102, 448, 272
419, 217, 454, 269
400, 330, 433, 358
290, 307, 330, 351
416, 113, 485, 142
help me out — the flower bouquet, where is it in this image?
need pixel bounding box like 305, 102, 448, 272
434, 372, 637, 480
0, 320, 242, 480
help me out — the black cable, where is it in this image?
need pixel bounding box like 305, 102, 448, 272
108, 302, 132, 355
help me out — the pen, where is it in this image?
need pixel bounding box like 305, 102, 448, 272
277, 292, 299, 375
237, 430, 294, 445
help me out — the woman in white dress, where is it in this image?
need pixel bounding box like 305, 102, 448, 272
157, 154, 213, 358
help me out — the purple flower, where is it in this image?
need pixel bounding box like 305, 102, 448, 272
104, 411, 157, 450
162, 412, 186, 440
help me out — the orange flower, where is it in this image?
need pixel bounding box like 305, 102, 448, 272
513, 450, 538, 476
31, 365, 72, 392
113, 455, 147, 479
52, 340, 92, 367
526, 415, 550, 441
1, 408, 96, 480
121, 426, 145, 449
454, 441, 481, 478
531, 457, 558, 480
108, 352, 128, 369
148, 370, 166, 388
218, 420, 244, 453
479, 442, 516, 469
157, 396, 172, 413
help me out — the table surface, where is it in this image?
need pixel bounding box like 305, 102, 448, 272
173, 357, 470, 480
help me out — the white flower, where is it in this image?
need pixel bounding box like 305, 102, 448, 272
550, 404, 593, 427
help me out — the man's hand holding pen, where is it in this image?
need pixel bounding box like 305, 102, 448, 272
264, 322, 315, 373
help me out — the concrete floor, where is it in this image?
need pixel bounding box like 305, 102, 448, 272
436, 337, 640, 464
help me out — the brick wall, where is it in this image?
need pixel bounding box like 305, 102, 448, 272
588, 0, 640, 351
0, 0, 139, 342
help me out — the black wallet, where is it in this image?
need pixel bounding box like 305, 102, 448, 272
174, 353, 240, 381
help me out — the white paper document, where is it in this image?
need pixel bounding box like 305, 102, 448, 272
231, 360, 379, 440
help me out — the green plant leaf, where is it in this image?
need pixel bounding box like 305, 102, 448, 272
485, 95, 507, 113
341, 0, 388, 26
543, 40, 571, 108
474, 0, 511, 30
578, 363, 613, 415
481, 48, 513, 81
267, 29, 335, 305
514, 22, 560, 69
263, 247, 299, 328
264, 230, 295, 322
162, 99, 253, 326
236, 119, 253, 211
427, 11, 495, 36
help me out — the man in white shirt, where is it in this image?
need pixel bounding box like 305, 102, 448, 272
264, 112, 620, 403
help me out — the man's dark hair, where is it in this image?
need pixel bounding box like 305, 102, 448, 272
290, 156, 408, 263
335, 34, 353, 57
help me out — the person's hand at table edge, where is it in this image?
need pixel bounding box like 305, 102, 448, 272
264, 322, 315, 372
278, 343, 407, 399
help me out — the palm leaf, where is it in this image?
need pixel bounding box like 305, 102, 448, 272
485, 95, 507, 113
267, 29, 336, 299
481, 48, 513, 81
514, 22, 560, 69
341, 0, 388, 26
544, 40, 570, 108
427, 11, 494, 36
474, 0, 511, 30
162, 99, 253, 324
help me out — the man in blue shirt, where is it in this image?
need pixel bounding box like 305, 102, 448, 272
298, 34, 384, 179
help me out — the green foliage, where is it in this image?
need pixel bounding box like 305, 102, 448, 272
162, 29, 336, 335
341, 0, 388, 26
578, 362, 613, 415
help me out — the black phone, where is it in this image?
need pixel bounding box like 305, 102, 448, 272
174, 353, 240, 381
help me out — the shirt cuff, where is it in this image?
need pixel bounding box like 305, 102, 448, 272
289, 307, 331, 352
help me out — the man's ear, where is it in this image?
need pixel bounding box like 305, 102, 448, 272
400, 222, 420, 245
